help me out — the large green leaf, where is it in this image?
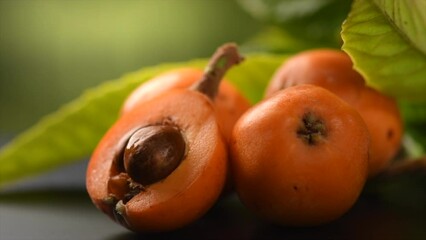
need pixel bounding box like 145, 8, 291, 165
0, 54, 286, 188
374, 0, 426, 55
341, 0, 426, 101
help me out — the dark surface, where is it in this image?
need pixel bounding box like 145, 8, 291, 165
1, 159, 426, 240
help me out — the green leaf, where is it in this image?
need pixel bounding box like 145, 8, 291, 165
0, 54, 287, 187
374, 0, 426, 55
341, 0, 426, 101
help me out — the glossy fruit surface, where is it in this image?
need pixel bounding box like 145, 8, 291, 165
355, 87, 403, 176
87, 90, 227, 232
265, 49, 365, 104
265, 49, 402, 177
86, 43, 242, 232
122, 68, 251, 143
231, 84, 369, 226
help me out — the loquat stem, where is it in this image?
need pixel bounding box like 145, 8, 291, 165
191, 43, 244, 99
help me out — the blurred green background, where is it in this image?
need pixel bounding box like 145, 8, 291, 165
0, 0, 261, 134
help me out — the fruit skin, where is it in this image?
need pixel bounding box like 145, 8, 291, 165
264, 49, 365, 104
87, 90, 227, 232
231, 84, 369, 226
355, 87, 403, 176
121, 68, 251, 143
265, 49, 403, 177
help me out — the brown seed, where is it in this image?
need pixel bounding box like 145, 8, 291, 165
123, 125, 186, 186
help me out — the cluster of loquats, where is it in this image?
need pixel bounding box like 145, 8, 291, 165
233, 49, 402, 227
86, 45, 403, 232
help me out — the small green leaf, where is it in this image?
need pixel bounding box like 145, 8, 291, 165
341, 0, 426, 101
0, 54, 287, 187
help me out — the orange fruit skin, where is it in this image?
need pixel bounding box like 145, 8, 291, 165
231, 85, 369, 226
121, 68, 250, 195
355, 87, 403, 176
87, 90, 227, 232
265, 49, 403, 177
121, 68, 251, 144
265, 49, 365, 104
